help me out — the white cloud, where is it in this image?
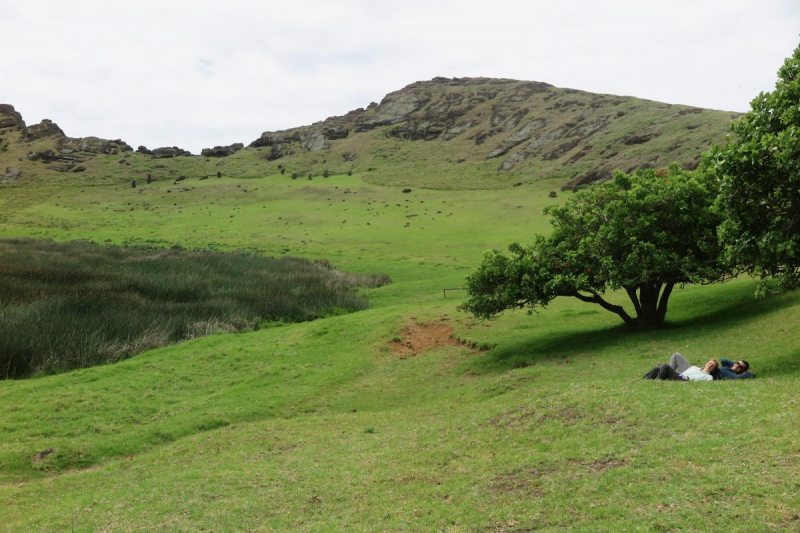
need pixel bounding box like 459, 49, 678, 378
1, 0, 797, 153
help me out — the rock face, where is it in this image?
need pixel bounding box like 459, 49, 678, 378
56, 136, 132, 155
0, 104, 25, 130
244, 76, 735, 185
4, 76, 736, 185
0, 106, 133, 171
150, 146, 192, 158
250, 122, 349, 158
201, 143, 244, 157
23, 119, 65, 141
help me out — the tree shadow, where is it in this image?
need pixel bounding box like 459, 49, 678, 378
757, 347, 800, 376
467, 282, 800, 374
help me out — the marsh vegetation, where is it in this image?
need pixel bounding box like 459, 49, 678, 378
0, 238, 389, 378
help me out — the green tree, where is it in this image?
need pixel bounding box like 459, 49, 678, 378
462, 166, 731, 327
704, 44, 800, 291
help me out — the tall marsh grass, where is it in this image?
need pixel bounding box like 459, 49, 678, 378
0, 239, 390, 378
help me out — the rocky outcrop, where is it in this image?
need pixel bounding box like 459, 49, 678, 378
23, 119, 65, 141
5, 76, 736, 185
2, 106, 134, 171
496, 117, 610, 171
0, 167, 21, 182
354, 93, 430, 132
150, 146, 192, 158
56, 136, 132, 155
133, 145, 190, 157
249, 129, 301, 149
247, 78, 535, 154
386, 120, 447, 141
0, 104, 25, 130
201, 143, 244, 157
487, 119, 547, 158
249, 123, 349, 158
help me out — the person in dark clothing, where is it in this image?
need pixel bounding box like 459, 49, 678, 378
643, 353, 756, 381
716, 358, 755, 379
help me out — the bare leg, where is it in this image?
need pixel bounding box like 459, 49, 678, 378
669, 353, 691, 373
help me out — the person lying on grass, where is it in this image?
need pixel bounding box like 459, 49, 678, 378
642, 353, 718, 381
716, 358, 755, 379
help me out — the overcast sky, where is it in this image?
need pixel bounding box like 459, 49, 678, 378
1, 0, 798, 154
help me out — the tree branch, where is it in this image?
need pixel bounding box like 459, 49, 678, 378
657, 282, 675, 320
572, 290, 635, 326
624, 285, 642, 315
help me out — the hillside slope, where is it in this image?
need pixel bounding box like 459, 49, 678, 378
2, 81, 800, 533
1, 78, 738, 191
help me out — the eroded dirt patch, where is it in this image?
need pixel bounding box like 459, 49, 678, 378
389, 317, 475, 358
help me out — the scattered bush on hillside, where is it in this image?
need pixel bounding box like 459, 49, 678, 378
704, 42, 800, 294
461, 165, 734, 327
0, 239, 390, 378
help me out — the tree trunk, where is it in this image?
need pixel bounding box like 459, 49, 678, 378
572, 281, 675, 328
623, 282, 673, 327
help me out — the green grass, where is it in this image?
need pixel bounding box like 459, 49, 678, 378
0, 159, 799, 531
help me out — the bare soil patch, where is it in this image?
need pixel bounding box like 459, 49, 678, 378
389, 317, 474, 358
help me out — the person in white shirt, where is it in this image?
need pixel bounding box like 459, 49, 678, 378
642, 355, 718, 381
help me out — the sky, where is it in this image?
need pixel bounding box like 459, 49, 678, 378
1, 0, 798, 154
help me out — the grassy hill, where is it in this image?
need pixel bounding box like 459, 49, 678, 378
1, 82, 798, 531
1, 77, 737, 193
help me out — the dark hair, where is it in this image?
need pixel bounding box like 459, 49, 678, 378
739, 360, 750, 371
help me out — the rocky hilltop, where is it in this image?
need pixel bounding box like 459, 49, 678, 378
1, 78, 738, 188
246, 77, 738, 187
0, 105, 194, 174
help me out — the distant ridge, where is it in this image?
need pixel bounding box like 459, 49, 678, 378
0, 77, 738, 189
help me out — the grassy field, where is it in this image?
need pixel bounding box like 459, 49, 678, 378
0, 165, 799, 531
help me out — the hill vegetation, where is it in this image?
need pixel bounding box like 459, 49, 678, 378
0, 238, 388, 378
1, 77, 737, 193
1, 73, 798, 532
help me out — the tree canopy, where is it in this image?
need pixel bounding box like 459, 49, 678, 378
462, 166, 731, 327
704, 43, 800, 291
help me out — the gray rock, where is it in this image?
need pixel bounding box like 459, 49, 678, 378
355, 93, 430, 131
0, 104, 25, 130
1, 166, 21, 182
300, 130, 329, 152
487, 119, 547, 159
23, 119, 65, 141
251, 122, 349, 154
46, 163, 75, 172
200, 143, 244, 157
249, 129, 302, 148
503, 109, 530, 132
386, 120, 446, 141
59, 136, 133, 155
498, 151, 528, 172
150, 146, 192, 158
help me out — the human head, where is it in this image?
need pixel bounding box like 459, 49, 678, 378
732, 360, 750, 374
702, 359, 719, 373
